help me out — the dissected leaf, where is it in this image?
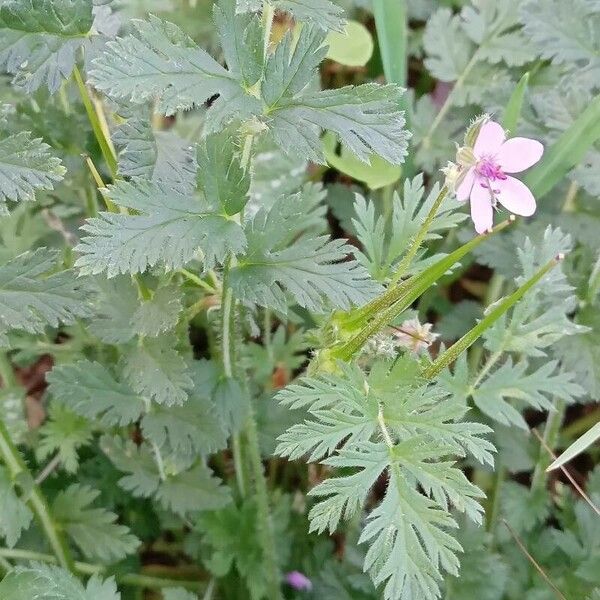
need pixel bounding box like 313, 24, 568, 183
0, 465, 32, 548
0, 249, 90, 345
75, 180, 246, 276
0, 564, 119, 600
53, 484, 140, 563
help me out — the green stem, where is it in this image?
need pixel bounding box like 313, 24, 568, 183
245, 408, 282, 600
423, 256, 560, 379
390, 185, 448, 284
73, 66, 118, 178
531, 400, 566, 491
486, 462, 506, 540
0, 548, 204, 591
333, 219, 512, 361
0, 416, 74, 572
562, 406, 600, 442
419, 54, 479, 152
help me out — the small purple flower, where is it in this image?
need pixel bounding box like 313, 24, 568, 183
285, 571, 313, 591
456, 120, 544, 233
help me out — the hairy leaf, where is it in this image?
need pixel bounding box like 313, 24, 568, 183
0, 131, 65, 210
0, 465, 32, 548
0, 564, 119, 600
75, 180, 246, 276
0, 249, 89, 345
46, 360, 146, 426
230, 191, 379, 312
53, 484, 140, 563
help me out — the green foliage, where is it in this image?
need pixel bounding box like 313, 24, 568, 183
0, 0, 95, 92
230, 190, 379, 312
75, 180, 246, 275
353, 174, 466, 281
52, 484, 140, 563
0, 564, 119, 600
0, 249, 90, 345
101, 436, 231, 517
0, 131, 65, 211
37, 403, 94, 473
0, 465, 32, 547
47, 360, 146, 426
276, 357, 492, 599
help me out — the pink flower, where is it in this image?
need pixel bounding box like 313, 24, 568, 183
285, 571, 313, 591
456, 121, 543, 233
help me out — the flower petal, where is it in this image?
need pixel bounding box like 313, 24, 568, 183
456, 167, 475, 201
496, 175, 537, 216
474, 121, 506, 157
495, 137, 544, 173
470, 183, 494, 233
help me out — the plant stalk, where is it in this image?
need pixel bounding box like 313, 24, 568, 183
531, 400, 566, 491
0, 388, 74, 572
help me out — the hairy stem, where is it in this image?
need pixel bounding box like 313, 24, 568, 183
390, 184, 449, 284
0, 354, 74, 572
245, 409, 282, 599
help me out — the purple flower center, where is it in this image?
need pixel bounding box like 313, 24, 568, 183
476, 157, 507, 181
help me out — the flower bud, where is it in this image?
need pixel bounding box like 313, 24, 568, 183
463, 113, 490, 148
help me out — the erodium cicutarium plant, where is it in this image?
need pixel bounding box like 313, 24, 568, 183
0, 1, 599, 600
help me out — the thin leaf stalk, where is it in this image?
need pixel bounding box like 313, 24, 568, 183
423, 256, 561, 379
73, 66, 118, 178
333, 219, 513, 361
390, 184, 449, 284
530, 399, 566, 491
0, 399, 74, 572
419, 54, 478, 151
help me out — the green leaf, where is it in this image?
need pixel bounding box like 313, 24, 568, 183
89, 15, 247, 116
555, 305, 600, 400
212, 375, 251, 435
461, 0, 535, 67
326, 20, 373, 67
230, 191, 379, 312
353, 175, 466, 281
548, 422, 600, 472
472, 359, 584, 429
264, 27, 409, 164
276, 358, 491, 599
524, 93, 600, 198
423, 8, 472, 81
0, 465, 32, 548
0, 0, 94, 92
88, 276, 140, 344
113, 118, 196, 193
37, 403, 94, 473
141, 360, 229, 455
197, 131, 250, 217
0, 564, 120, 600
0, 132, 65, 211
322, 132, 401, 190
53, 484, 140, 563
214, 0, 263, 87
101, 436, 231, 516
520, 0, 600, 74
75, 180, 246, 276
133, 286, 183, 338
274, 0, 345, 32
122, 335, 193, 407
46, 360, 146, 427
502, 72, 529, 133
0, 249, 90, 345
196, 497, 291, 600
